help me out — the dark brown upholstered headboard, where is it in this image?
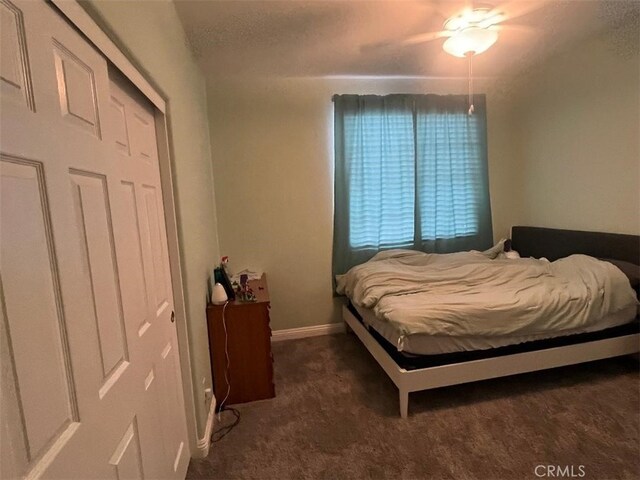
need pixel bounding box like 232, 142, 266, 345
511, 226, 640, 265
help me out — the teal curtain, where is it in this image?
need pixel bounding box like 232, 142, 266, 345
333, 94, 493, 276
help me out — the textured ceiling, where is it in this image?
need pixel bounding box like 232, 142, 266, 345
174, 0, 640, 78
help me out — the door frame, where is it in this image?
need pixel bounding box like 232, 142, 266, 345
50, 0, 207, 458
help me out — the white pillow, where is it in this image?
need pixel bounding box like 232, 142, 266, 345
496, 249, 521, 259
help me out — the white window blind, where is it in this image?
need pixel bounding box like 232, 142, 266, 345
345, 109, 415, 249
332, 93, 493, 276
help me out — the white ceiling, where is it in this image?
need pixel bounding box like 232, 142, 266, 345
174, 0, 640, 79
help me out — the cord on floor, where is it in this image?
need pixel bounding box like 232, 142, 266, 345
211, 406, 240, 443
211, 300, 240, 443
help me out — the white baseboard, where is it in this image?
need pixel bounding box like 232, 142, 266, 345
271, 323, 345, 342
195, 395, 217, 458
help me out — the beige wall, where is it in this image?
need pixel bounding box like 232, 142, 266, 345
83, 0, 219, 437
208, 77, 520, 331
513, 28, 640, 234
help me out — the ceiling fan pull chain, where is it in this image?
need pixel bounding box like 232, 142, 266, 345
467, 52, 475, 115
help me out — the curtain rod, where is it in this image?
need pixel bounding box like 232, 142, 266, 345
332, 93, 484, 102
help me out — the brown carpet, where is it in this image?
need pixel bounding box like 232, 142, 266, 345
187, 333, 640, 480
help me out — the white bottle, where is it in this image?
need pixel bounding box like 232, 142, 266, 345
211, 283, 228, 305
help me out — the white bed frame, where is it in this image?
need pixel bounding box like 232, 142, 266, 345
343, 306, 640, 419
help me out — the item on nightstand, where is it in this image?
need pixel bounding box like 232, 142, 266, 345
232, 274, 257, 303
221, 256, 232, 276
213, 266, 235, 300
230, 269, 263, 283
211, 283, 228, 305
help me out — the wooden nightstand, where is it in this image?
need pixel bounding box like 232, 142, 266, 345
206, 274, 275, 406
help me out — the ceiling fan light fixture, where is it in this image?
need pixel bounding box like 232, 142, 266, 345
442, 26, 498, 57
444, 7, 496, 31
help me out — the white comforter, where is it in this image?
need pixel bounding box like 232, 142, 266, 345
336, 249, 638, 338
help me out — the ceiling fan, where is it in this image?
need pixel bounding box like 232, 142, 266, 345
369, 1, 545, 55
364, 1, 547, 114
442, 5, 503, 114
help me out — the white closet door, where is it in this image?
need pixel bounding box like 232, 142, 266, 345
0, 1, 189, 478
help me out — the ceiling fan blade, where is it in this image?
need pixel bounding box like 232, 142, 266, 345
495, 24, 537, 35
476, 12, 507, 29
486, 0, 552, 23
361, 30, 450, 53
493, 24, 537, 44
428, 0, 464, 22
397, 30, 451, 46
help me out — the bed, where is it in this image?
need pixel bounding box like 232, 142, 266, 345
339, 226, 640, 418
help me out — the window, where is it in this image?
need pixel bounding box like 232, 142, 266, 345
333, 94, 493, 276
345, 106, 415, 249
